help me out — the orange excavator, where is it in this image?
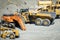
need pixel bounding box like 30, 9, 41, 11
0, 12, 26, 31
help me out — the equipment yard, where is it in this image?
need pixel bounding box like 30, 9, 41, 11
0, 0, 60, 40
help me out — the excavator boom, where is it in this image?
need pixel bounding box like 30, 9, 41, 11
2, 14, 26, 31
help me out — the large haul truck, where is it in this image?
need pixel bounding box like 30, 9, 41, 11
20, 8, 56, 26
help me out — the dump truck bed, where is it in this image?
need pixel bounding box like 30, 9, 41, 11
39, 12, 56, 18
30, 11, 56, 19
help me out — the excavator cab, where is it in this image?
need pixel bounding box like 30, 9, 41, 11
20, 9, 29, 13
20, 9, 30, 22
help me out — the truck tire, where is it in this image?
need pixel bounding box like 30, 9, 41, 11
10, 33, 15, 39
9, 23, 15, 29
2, 23, 9, 27
42, 19, 50, 26
35, 18, 42, 25
1, 34, 6, 39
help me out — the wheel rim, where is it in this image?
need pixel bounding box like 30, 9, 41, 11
10, 35, 14, 39
43, 19, 50, 26
10, 33, 15, 39
35, 18, 42, 25
9, 23, 15, 29
43, 21, 48, 26
36, 20, 41, 25
10, 34, 15, 39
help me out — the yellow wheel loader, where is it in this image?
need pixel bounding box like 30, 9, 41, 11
0, 26, 19, 39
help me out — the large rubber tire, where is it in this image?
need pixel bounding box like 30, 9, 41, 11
35, 18, 42, 25
42, 19, 50, 26
1, 21, 9, 27
1, 34, 6, 39
9, 23, 15, 29
10, 33, 15, 39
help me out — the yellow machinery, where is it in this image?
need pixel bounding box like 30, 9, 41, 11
47, 0, 60, 15
20, 8, 56, 26
55, 9, 60, 18
38, 0, 60, 18
47, 0, 60, 18
55, 0, 60, 17
0, 26, 19, 39
38, 0, 53, 6
38, 0, 53, 11
56, 0, 60, 8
